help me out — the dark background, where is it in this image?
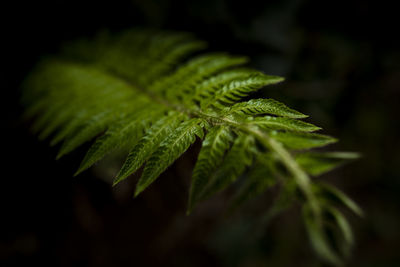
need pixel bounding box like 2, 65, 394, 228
1, 0, 399, 266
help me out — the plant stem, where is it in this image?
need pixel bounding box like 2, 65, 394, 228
248, 128, 321, 216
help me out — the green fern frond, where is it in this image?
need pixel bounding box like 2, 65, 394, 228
191, 68, 257, 106
22, 29, 361, 266
207, 74, 283, 108
296, 151, 360, 176
194, 134, 256, 204
271, 131, 338, 149
188, 125, 234, 213
135, 118, 206, 196
75, 108, 164, 175
316, 182, 363, 217
114, 112, 183, 185
248, 116, 321, 132
228, 98, 308, 118
303, 203, 344, 266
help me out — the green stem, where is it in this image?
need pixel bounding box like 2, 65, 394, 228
248, 128, 321, 216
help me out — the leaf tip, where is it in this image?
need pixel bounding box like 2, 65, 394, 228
297, 114, 309, 119
73, 166, 86, 177
267, 75, 285, 84
185, 208, 192, 216
112, 178, 121, 187
134, 186, 143, 198
56, 152, 64, 160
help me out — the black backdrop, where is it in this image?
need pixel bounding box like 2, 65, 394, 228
2, 0, 399, 266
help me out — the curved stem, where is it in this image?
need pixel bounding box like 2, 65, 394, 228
248, 128, 321, 216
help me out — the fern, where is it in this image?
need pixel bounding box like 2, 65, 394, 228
22, 29, 361, 265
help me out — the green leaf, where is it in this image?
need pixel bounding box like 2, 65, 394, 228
210, 74, 284, 107
141, 39, 207, 84
113, 112, 183, 185
228, 98, 307, 118
191, 69, 258, 106
327, 207, 354, 258
151, 53, 248, 97
303, 205, 343, 266
317, 182, 363, 217
270, 131, 338, 150
249, 116, 321, 132
296, 152, 360, 176
188, 125, 234, 213
197, 135, 256, 202
57, 110, 116, 159
171, 55, 249, 100
327, 206, 354, 246
135, 118, 207, 196
75, 108, 164, 175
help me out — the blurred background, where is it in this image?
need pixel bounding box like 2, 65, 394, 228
1, 0, 399, 266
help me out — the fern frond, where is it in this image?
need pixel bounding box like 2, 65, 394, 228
75, 108, 164, 175
271, 131, 337, 149
326, 206, 354, 246
248, 116, 321, 132
195, 134, 256, 202
208, 74, 284, 108
303, 204, 343, 266
152, 53, 248, 98
191, 69, 257, 106
296, 151, 360, 176
22, 29, 361, 266
135, 118, 207, 196
188, 125, 234, 213
316, 182, 363, 217
113, 112, 183, 185
228, 98, 308, 118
